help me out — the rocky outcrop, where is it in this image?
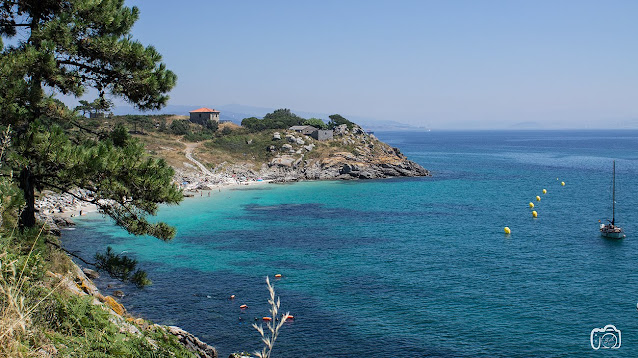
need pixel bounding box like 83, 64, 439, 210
167, 123, 428, 190
49, 256, 218, 357
167, 326, 218, 358
259, 125, 429, 181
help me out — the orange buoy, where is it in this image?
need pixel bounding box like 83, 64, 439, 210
262, 317, 272, 321
275, 274, 282, 278
285, 315, 294, 321
240, 304, 248, 309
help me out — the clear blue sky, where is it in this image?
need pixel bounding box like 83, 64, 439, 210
120, 0, 637, 129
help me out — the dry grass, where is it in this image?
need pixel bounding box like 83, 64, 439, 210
252, 276, 290, 358
0, 228, 62, 357
135, 132, 187, 169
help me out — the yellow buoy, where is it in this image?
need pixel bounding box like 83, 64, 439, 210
561, 181, 565, 186
542, 189, 547, 194
504, 227, 511, 234
528, 202, 534, 208
532, 210, 538, 218
536, 196, 541, 201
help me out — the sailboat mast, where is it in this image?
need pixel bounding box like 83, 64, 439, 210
612, 160, 616, 225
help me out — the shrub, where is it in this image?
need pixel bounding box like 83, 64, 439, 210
204, 119, 219, 132
170, 120, 192, 135
328, 114, 355, 129
241, 109, 305, 131
110, 123, 130, 147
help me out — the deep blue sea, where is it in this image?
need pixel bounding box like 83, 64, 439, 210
62, 130, 638, 357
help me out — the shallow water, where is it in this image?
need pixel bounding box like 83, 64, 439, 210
63, 130, 638, 357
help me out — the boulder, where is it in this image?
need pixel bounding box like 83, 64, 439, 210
82, 268, 100, 279
334, 124, 348, 135
295, 138, 305, 145
272, 132, 281, 140
113, 290, 125, 298
167, 326, 218, 358
281, 144, 293, 152
286, 135, 296, 143
53, 216, 75, 227
270, 156, 295, 167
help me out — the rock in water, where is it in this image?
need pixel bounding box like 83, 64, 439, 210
82, 268, 100, 279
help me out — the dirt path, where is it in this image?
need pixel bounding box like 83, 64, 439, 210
183, 142, 214, 176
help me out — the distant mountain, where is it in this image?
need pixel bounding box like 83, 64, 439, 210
110, 103, 421, 130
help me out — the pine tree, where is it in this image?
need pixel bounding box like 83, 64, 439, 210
0, 0, 181, 240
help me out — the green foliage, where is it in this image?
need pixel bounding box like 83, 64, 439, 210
158, 119, 167, 132
125, 115, 154, 134
0, 126, 22, 228
204, 119, 219, 132
183, 122, 218, 142
170, 120, 192, 136
204, 132, 275, 162
303, 118, 328, 129
75, 98, 113, 118
328, 114, 355, 129
221, 126, 233, 136
241, 108, 305, 131
94, 246, 151, 288
131, 270, 152, 287
6, 121, 182, 240
240, 117, 263, 131
0, 0, 181, 239
0, 220, 194, 356
40, 294, 195, 357
110, 123, 131, 147
95, 247, 135, 281
183, 132, 208, 142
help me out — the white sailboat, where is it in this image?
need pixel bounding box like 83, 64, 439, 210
600, 160, 625, 239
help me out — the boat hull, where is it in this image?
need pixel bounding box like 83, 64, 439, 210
601, 231, 626, 239
600, 224, 626, 239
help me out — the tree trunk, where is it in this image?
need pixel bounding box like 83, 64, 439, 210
19, 167, 36, 228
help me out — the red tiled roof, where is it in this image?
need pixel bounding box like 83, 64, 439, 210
190, 107, 220, 113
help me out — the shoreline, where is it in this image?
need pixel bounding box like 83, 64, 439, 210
39, 178, 275, 221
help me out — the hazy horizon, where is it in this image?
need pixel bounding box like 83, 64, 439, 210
69, 1, 638, 130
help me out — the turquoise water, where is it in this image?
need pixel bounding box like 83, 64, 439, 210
63, 130, 638, 357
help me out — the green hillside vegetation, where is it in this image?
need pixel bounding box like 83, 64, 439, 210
73, 108, 360, 170
0, 228, 198, 357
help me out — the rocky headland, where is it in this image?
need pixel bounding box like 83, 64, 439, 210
175, 124, 429, 191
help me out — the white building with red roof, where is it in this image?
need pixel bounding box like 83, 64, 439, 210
189, 107, 220, 125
